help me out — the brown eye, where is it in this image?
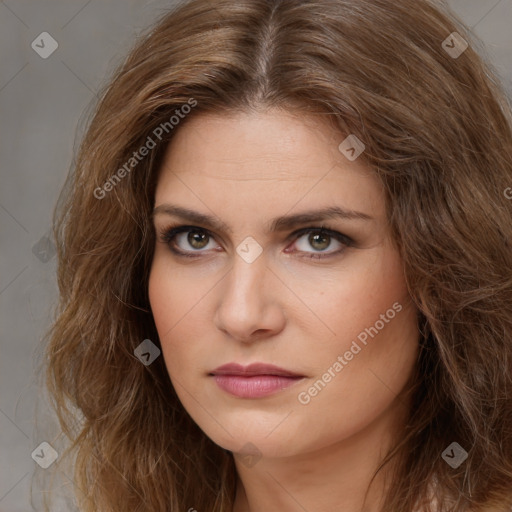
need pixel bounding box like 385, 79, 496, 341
187, 230, 209, 249
291, 227, 351, 258
159, 226, 218, 256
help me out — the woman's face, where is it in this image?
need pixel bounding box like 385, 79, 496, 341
149, 108, 419, 459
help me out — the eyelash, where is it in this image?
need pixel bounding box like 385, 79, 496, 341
157, 224, 354, 260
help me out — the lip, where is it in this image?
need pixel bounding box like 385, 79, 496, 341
209, 363, 305, 398
211, 362, 303, 378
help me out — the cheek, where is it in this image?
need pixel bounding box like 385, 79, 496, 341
148, 260, 189, 375
148, 262, 173, 336
305, 243, 418, 396
148, 258, 209, 374
311, 245, 410, 349
294, 290, 418, 450
148, 257, 203, 337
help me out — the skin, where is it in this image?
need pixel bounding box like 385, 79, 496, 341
148, 108, 420, 512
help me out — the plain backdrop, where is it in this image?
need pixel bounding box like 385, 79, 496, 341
1, 0, 511, 510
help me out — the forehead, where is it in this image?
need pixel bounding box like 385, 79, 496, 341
154, 109, 384, 219
161, 109, 372, 177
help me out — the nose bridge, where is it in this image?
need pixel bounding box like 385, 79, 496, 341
225, 234, 267, 294
214, 243, 284, 340
226, 246, 267, 305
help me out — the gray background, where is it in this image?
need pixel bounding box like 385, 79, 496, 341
1, 1, 511, 510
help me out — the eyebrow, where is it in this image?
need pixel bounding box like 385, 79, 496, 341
152, 204, 373, 234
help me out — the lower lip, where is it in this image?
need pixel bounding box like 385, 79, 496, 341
212, 375, 304, 398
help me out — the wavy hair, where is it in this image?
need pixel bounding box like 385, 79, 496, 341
42, 0, 512, 510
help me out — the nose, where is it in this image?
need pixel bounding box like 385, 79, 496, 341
213, 250, 286, 343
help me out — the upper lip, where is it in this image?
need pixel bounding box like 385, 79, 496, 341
210, 363, 304, 378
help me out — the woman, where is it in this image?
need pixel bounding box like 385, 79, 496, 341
43, 0, 512, 510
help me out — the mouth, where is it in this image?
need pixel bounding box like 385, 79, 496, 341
209, 363, 305, 398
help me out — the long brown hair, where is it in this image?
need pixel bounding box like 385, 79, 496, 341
42, 0, 512, 510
